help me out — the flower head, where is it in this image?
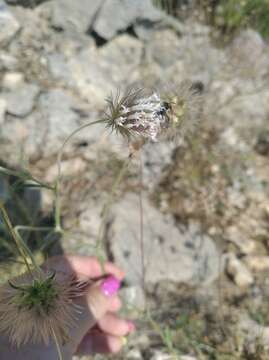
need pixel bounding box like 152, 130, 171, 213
104, 88, 170, 142
159, 80, 203, 142
0, 269, 86, 347
104, 82, 202, 144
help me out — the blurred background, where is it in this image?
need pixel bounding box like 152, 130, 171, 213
0, 0, 269, 359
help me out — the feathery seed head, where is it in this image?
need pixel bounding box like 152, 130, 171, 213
104, 88, 170, 142
0, 269, 86, 347
159, 80, 203, 142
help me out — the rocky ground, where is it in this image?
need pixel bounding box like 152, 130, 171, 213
0, 0, 269, 359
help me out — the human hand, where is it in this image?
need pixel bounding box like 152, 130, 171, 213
0, 255, 135, 359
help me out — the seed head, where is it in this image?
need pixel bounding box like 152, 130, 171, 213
104, 88, 170, 142
159, 80, 203, 142
0, 269, 86, 347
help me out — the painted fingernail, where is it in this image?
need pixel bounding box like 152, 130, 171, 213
101, 275, 121, 297
127, 321, 136, 333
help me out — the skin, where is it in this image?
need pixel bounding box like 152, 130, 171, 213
0, 255, 134, 360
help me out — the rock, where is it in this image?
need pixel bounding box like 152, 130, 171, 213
109, 194, 219, 286
226, 253, 254, 288
0, 1, 20, 45
239, 314, 269, 350
67, 34, 143, 105
147, 29, 182, 68
126, 349, 143, 359
51, 0, 103, 33
150, 351, 173, 360
45, 158, 87, 182
229, 29, 269, 78
141, 141, 175, 189
0, 98, 7, 125
93, 0, 163, 40
226, 226, 256, 255
0, 51, 18, 70
245, 256, 269, 272
3, 82, 40, 117
2, 71, 24, 89
120, 285, 146, 312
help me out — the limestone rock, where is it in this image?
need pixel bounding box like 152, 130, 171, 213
3, 82, 40, 117
0, 1, 20, 45
51, 0, 103, 33
109, 194, 219, 286
93, 0, 163, 40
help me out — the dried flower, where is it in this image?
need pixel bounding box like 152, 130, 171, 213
104, 88, 170, 142
0, 269, 86, 347
159, 80, 203, 142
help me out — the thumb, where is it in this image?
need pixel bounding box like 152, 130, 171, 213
70, 276, 121, 345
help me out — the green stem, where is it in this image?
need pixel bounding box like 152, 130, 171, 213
0, 166, 53, 190
0, 202, 41, 274
54, 119, 104, 233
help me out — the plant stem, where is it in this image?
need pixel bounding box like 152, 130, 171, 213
0, 202, 41, 274
54, 119, 104, 233
0, 166, 53, 190
138, 151, 146, 296
50, 325, 63, 360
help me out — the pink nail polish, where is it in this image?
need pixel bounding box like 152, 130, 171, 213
127, 321, 136, 333
101, 275, 121, 297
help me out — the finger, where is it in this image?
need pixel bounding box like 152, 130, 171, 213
76, 332, 125, 355
109, 296, 122, 313
44, 255, 125, 280
97, 313, 133, 337
70, 276, 121, 343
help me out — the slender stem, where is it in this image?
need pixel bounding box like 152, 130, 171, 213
15, 225, 53, 233
50, 325, 63, 360
138, 151, 146, 296
54, 119, 104, 233
0, 202, 40, 274
96, 156, 132, 265
0, 166, 53, 190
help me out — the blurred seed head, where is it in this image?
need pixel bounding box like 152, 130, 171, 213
104, 81, 203, 145
0, 269, 86, 347
159, 80, 203, 143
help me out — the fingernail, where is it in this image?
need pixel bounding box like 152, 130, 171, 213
122, 336, 128, 346
127, 321, 136, 333
101, 275, 121, 297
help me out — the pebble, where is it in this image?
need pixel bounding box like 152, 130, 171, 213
226, 253, 254, 288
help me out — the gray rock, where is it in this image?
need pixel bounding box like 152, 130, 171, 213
147, 29, 182, 68
229, 29, 269, 78
51, 0, 103, 33
226, 253, 254, 288
109, 193, 219, 286
150, 351, 173, 360
0, 1, 20, 45
67, 34, 143, 105
93, 0, 163, 40
3, 83, 40, 117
